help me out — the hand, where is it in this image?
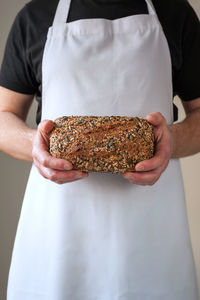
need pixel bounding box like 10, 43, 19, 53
32, 120, 89, 184
122, 112, 174, 186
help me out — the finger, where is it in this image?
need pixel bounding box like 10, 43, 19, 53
33, 120, 73, 171
146, 112, 166, 127
55, 177, 87, 184
135, 149, 169, 172
135, 125, 172, 173
123, 170, 158, 184
34, 160, 88, 182
35, 119, 55, 147
33, 150, 73, 171
33, 119, 56, 152
47, 170, 88, 182
54, 179, 82, 184
43, 168, 88, 182
38, 119, 55, 136
35, 120, 54, 148
123, 167, 164, 186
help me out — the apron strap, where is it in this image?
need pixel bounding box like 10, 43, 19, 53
145, 0, 157, 16
53, 0, 72, 27
53, 0, 157, 27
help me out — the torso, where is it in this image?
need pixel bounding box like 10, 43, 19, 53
19, 0, 196, 123
6, 1, 199, 299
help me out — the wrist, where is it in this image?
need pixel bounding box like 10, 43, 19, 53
18, 128, 37, 162
29, 128, 37, 144
168, 125, 177, 158
29, 129, 37, 160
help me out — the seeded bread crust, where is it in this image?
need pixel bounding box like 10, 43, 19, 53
49, 116, 155, 173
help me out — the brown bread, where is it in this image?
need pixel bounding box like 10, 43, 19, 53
49, 116, 155, 173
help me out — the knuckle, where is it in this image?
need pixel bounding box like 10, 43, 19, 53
69, 172, 82, 179
65, 171, 74, 177
151, 175, 157, 181
158, 112, 164, 120
38, 120, 46, 129
49, 176, 56, 182
156, 156, 165, 167
148, 174, 158, 185
41, 157, 49, 167
165, 148, 171, 158
32, 148, 37, 159
158, 158, 164, 167
61, 172, 72, 179
38, 168, 48, 180
157, 112, 166, 125
55, 181, 64, 185
49, 171, 57, 182
148, 179, 156, 186
150, 174, 160, 185
156, 112, 163, 118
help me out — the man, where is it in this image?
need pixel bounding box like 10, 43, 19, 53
0, 0, 200, 299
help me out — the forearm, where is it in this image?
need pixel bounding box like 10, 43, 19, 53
0, 112, 36, 162
169, 108, 200, 158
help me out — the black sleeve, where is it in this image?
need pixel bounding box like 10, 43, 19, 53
0, 5, 38, 95
174, 1, 200, 101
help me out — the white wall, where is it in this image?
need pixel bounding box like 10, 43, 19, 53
0, 1, 38, 299
0, 0, 200, 299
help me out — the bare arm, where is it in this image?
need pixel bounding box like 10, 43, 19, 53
0, 86, 88, 184
0, 86, 36, 161
169, 97, 200, 158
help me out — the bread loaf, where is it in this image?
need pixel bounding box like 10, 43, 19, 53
49, 116, 155, 173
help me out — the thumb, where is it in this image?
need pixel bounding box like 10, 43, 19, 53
38, 119, 55, 135
146, 112, 166, 127
37, 120, 55, 146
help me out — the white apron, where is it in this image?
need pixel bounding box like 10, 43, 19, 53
7, 0, 199, 299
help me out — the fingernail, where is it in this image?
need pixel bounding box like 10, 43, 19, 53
137, 165, 144, 171
64, 164, 72, 170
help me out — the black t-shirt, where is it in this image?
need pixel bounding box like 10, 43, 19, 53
0, 0, 200, 124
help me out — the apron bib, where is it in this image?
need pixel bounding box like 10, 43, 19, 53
7, 0, 199, 299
